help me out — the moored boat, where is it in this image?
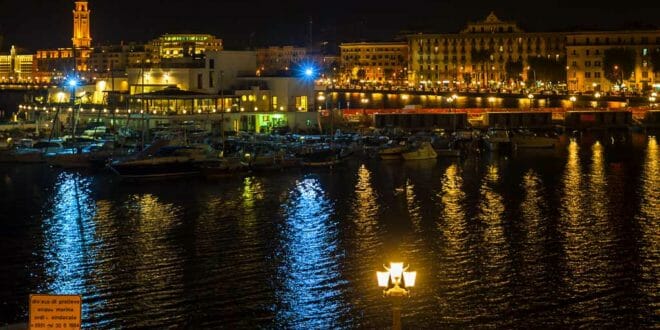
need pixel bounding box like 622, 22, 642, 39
511, 130, 558, 149
402, 142, 437, 160
108, 140, 215, 180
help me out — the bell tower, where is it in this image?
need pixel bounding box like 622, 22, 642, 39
72, 1, 91, 48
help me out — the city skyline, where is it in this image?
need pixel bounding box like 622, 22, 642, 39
0, 0, 659, 52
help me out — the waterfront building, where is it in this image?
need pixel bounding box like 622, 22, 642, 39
234, 76, 314, 113
256, 46, 307, 73
0, 46, 34, 81
35, 0, 93, 78
566, 30, 660, 92
89, 43, 149, 74
150, 34, 223, 62
126, 50, 257, 95
407, 12, 566, 88
340, 42, 408, 83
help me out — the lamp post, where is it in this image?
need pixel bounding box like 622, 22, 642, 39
594, 92, 601, 109
527, 66, 536, 90
527, 93, 534, 110
650, 96, 656, 110
614, 65, 624, 90
569, 96, 577, 110
318, 93, 331, 138
68, 78, 79, 147
377, 262, 416, 330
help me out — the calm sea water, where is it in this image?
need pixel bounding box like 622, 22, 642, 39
0, 133, 658, 328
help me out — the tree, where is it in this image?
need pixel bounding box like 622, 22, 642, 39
471, 48, 492, 85
650, 48, 660, 73
505, 60, 523, 81
526, 55, 567, 83
603, 48, 636, 86
356, 69, 366, 80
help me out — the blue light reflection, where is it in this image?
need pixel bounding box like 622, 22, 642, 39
275, 176, 348, 328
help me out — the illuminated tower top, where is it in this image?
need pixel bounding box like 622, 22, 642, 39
72, 1, 91, 48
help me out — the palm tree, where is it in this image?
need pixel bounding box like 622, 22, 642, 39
471, 48, 492, 87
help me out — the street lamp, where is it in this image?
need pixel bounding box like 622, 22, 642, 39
614, 65, 624, 90
527, 93, 534, 110
569, 96, 577, 110
317, 94, 331, 137
377, 262, 416, 330
527, 66, 536, 88
488, 96, 496, 110
650, 96, 656, 109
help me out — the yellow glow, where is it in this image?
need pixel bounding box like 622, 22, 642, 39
377, 271, 390, 287
403, 271, 417, 287
389, 262, 404, 281
96, 80, 107, 91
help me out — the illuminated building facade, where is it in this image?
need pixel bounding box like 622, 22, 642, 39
340, 42, 408, 83
150, 34, 223, 61
89, 44, 149, 73
72, 1, 92, 48
566, 30, 660, 92
0, 46, 34, 80
256, 46, 307, 73
407, 12, 566, 87
35, 0, 93, 76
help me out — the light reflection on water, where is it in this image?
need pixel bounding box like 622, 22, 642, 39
475, 163, 512, 323
0, 133, 657, 328
40, 172, 97, 321
275, 176, 349, 328
637, 137, 659, 315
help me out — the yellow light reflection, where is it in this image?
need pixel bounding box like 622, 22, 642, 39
353, 165, 380, 253
519, 170, 549, 289
638, 137, 659, 301
129, 194, 184, 313
476, 163, 512, 314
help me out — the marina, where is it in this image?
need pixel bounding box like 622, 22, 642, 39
0, 131, 657, 328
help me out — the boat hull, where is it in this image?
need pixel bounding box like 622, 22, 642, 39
402, 143, 437, 160
109, 158, 200, 180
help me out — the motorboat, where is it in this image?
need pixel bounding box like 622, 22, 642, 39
483, 128, 512, 152
378, 141, 407, 160
108, 140, 215, 180
46, 141, 124, 169
511, 130, 558, 149
199, 157, 248, 179
0, 139, 65, 163
298, 145, 343, 167
402, 142, 437, 160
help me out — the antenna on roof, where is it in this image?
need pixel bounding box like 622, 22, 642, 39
308, 16, 313, 51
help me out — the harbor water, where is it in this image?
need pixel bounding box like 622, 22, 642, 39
0, 133, 658, 328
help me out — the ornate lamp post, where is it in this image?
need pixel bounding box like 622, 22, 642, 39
377, 262, 416, 330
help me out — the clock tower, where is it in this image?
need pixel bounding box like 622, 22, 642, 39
72, 1, 91, 48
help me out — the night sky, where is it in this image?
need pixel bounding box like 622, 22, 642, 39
0, 0, 658, 53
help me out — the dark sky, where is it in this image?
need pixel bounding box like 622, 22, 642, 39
0, 0, 658, 53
